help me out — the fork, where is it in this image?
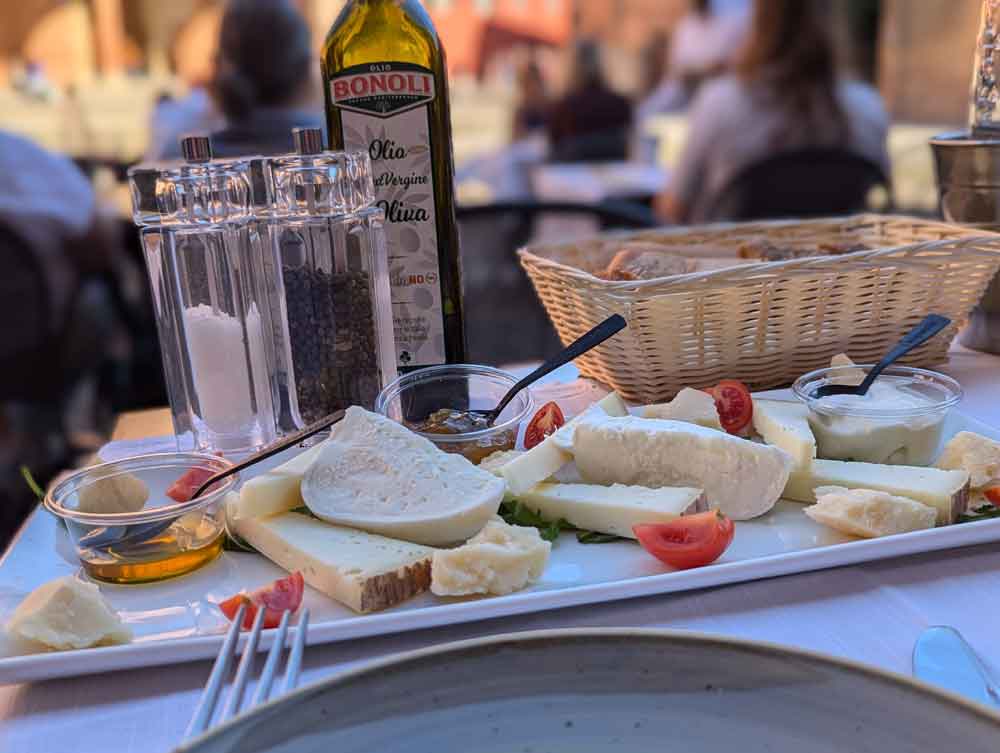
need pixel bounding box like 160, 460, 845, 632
184, 605, 310, 741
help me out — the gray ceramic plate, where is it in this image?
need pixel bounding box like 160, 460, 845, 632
177, 629, 1000, 753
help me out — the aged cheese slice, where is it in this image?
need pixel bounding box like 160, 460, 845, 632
783, 458, 969, 525
752, 399, 816, 470
501, 392, 630, 496
804, 486, 937, 538
479, 449, 524, 476
233, 512, 434, 613
935, 431, 1000, 490
301, 407, 504, 545
570, 416, 793, 520
76, 470, 149, 514
233, 441, 326, 520
518, 482, 706, 538
431, 519, 550, 596
6, 576, 132, 650
642, 388, 722, 430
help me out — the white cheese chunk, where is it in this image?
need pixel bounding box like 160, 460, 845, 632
752, 399, 816, 470
570, 416, 793, 520
804, 486, 937, 538
935, 431, 1000, 490
76, 470, 149, 514
642, 388, 722, 430
501, 392, 630, 496
301, 407, 504, 545
234, 512, 434, 613
6, 576, 131, 650
431, 519, 550, 596
518, 482, 706, 538
479, 449, 524, 476
830, 353, 865, 386
233, 441, 326, 520
783, 458, 970, 525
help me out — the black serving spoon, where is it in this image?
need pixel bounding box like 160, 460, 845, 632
79, 410, 347, 553
471, 313, 628, 426
811, 314, 952, 399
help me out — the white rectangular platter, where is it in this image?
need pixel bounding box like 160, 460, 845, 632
2, 400, 999, 685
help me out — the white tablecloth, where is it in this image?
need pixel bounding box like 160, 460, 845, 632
1, 344, 998, 753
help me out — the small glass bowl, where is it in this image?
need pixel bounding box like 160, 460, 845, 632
375, 364, 534, 464
44, 452, 236, 584
792, 365, 963, 465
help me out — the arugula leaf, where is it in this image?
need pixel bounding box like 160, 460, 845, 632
498, 500, 618, 543
20, 466, 44, 500
576, 531, 625, 544
957, 504, 1000, 523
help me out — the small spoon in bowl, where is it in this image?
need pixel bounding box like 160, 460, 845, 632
811, 314, 951, 399
469, 314, 628, 426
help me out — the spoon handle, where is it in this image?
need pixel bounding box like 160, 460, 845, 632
857, 314, 951, 394
490, 314, 628, 420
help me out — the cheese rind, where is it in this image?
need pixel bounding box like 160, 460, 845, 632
752, 399, 816, 470
6, 576, 132, 650
233, 512, 434, 613
804, 486, 937, 538
233, 441, 326, 520
570, 416, 793, 520
301, 408, 504, 546
783, 458, 969, 525
501, 392, 630, 497
935, 431, 1000, 490
518, 482, 706, 538
643, 388, 722, 430
431, 519, 550, 596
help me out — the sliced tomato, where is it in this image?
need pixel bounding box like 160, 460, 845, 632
633, 511, 735, 570
523, 401, 566, 449
218, 572, 305, 630
984, 486, 1000, 507
704, 380, 753, 435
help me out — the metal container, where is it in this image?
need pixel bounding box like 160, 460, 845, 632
929, 131, 1000, 353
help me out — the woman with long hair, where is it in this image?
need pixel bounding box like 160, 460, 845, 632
656, 0, 888, 223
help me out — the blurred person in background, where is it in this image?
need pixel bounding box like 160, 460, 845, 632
547, 40, 632, 162
512, 60, 550, 140
656, 0, 889, 223
162, 0, 322, 160
145, 86, 223, 163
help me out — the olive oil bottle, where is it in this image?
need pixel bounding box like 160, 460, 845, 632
322, 0, 466, 373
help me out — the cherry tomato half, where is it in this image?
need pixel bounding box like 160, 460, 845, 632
219, 571, 305, 630
523, 401, 566, 449
633, 511, 735, 570
984, 486, 1000, 507
704, 380, 753, 435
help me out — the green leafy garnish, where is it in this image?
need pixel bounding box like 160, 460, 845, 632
957, 504, 1000, 523
498, 500, 624, 544
575, 530, 625, 544
20, 466, 44, 500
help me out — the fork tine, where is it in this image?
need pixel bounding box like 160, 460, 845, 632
185, 603, 246, 740
249, 610, 291, 707
219, 606, 266, 722
281, 608, 309, 695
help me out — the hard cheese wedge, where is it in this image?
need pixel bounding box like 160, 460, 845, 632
233, 512, 434, 613
233, 441, 327, 520
804, 485, 937, 538
501, 392, 629, 496
642, 388, 722, 430
570, 416, 793, 520
518, 482, 706, 539
783, 458, 970, 525
935, 431, 1000, 490
752, 399, 816, 470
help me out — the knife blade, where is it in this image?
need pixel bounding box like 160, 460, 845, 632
913, 626, 1000, 708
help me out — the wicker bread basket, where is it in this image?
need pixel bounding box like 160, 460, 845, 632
519, 214, 1000, 403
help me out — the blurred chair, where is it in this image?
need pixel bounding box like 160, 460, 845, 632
706, 148, 890, 221
457, 199, 657, 365
548, 127, 631, 164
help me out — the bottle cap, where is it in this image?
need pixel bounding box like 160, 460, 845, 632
181, 135, 213, 163
292, 127, 324, 155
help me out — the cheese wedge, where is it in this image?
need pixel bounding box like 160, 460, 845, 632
6, 577, 132, 650
570, 416, 793, 520
233, 441, 327, 520
804, 486, 937, 538
830, 353, 865, 386
479, 449, 525, 476
752, 399, 816, 470
431, 519, 550, 596
501, 392, 630, 496
642, 388, 722, 430
76, 470, 149, 514
301, 407, 504, 545
518, 482, 706, 538
783, 458, 970, 525
935, 431, 1000, 490
233, 512, 434, 613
